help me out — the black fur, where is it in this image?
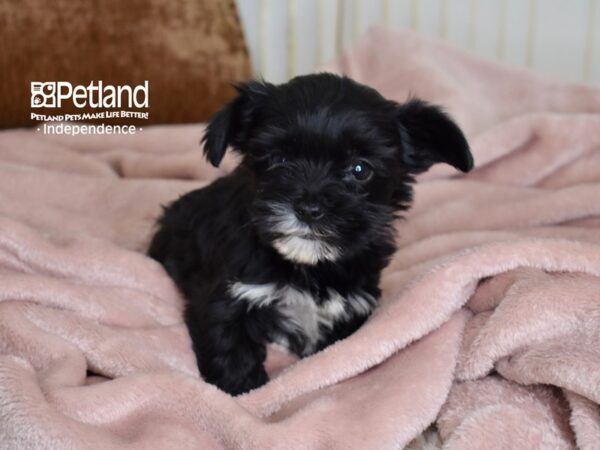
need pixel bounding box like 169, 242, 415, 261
148, 73, 472, 395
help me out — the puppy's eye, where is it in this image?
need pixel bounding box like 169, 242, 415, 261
349, 160, 373, 181
268, 153, 287, 168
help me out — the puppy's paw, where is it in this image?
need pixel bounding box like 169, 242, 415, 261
217, 367, 269, 396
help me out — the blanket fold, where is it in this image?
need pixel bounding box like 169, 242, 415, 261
1, 27, 599, 449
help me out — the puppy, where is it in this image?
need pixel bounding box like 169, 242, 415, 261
148, 73, 473, 395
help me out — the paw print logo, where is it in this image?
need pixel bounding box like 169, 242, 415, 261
31, 82, 56, 108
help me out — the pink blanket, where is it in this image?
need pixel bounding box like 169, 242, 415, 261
1, 27, 600, 449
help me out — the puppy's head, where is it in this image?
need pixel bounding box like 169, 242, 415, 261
202, 74, 473, 265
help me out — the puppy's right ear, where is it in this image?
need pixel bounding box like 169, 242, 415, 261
396, 99, 473, 174
201, 81, 273, 167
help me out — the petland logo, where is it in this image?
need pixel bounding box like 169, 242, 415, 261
31, 81, 149, 135
31, 81, 149, 109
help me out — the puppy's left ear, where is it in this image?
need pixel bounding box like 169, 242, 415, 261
201, 81, 273, 167
396, 99, 473, 174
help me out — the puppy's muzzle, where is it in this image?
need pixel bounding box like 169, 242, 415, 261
294, 200, 324, 222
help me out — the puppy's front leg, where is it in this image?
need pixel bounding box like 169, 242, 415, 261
184, 291, 269, 396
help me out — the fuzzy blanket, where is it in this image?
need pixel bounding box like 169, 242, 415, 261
1, 27, 600, 449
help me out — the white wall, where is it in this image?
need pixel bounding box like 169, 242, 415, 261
235, 0, 600, 86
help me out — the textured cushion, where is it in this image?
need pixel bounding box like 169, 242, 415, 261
0, 0, 252, 128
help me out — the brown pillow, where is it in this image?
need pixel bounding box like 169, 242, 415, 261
0, 0, 252, 128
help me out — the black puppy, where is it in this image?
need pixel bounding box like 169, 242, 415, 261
148, 73, 472, 395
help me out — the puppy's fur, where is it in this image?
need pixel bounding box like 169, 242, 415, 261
148, 74, 473, 395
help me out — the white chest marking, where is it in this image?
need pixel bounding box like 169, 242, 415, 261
229, 282, 375, 353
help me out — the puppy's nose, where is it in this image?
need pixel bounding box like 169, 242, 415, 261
295, 201, 324, 222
